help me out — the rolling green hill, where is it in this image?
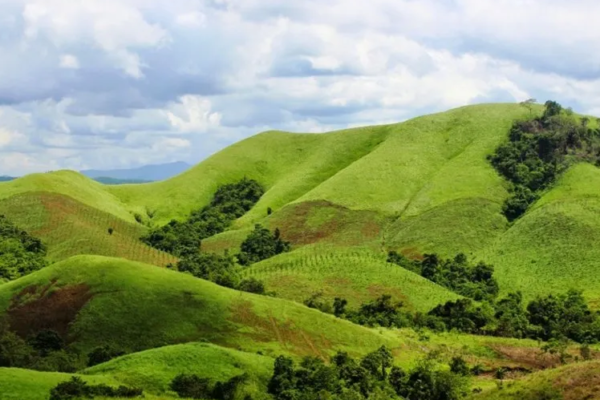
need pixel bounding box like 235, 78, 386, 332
0, 255, 395, 357
4, 102, 600, 398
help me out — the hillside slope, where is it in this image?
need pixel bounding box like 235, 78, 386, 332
0, 255, 396, 357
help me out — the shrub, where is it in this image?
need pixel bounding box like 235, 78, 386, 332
87, 345, 125, 367
237, 225, 290, 265
170, 373, 213, 399
238, 277, 266, 294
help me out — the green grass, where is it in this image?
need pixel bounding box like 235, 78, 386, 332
0, 170, 134, 222
0, 255, 397, 358
480, 163, 600, 305
0, 367, 120, 400
244, 245, 460, 311
473, 360, 600, 400
0, 192, 176, 266
85, 343, 273, 399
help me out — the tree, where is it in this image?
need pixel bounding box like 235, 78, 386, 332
170, 374, 213, 399
520, 98, 537, 116
238, 224, 291, 265
28, 330, 63, 357
334, 297, 348, 317
238, 278, 265, 294
449, 356, 470, 376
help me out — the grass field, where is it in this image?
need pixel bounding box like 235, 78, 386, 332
474, 360, 600, 400
0, 192, 176, 266
85, 343, 273, 399
4, 102, 600, 397
480, 163, 600, 305
0, 255, 398, 358
0, 368, 120, 400
244, 245, 459, 311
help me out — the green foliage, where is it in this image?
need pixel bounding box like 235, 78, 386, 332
449, 357, 471, 376
87, 345, 125, 367
0, 320, 33, 367
170, 373, 213, 399
346, 295, 413, 328
0, 214, 47, 281
268, 348, 468, 400
49, 376, 142, 400
238, 277, 266, 294
527, 290, 600, 343
170, 372, 250, 400
238, 225, 291, 265
174, 252, 267, 293
28, 330, 64, 357
143, 178, 264, 256
489, 100, 600, 220
388, 252, 499, 301
176, 252, 240, 288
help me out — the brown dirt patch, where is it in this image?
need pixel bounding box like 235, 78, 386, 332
400, 247, 424, 260
229, 299, 332, 358
8, 281, 94, 341
489, 344, 571, 370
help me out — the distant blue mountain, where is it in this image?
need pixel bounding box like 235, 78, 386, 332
80, 161, 191, 182
0, 176, 15, 182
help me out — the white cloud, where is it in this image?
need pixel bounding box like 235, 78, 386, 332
166, 96, 222, 133
0, 0, 599, 174
175, 12, 206, 28
59, 54, 79, 69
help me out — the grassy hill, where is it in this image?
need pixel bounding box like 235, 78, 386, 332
243, 246, 460, 311
4, 102, 600, 397
84, 343, 273, 399
0, 368, 122, 400
0, 192, 175, 266
0, 255, 396, 357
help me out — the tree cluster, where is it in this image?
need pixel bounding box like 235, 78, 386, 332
50, 376, 142, 400
0, 215, 47, 281
237, 225, 291, 266
170, 372, 250, 400
424, 289, 600, 343
387, 252, 499, 301
306, 288, 600, 344
142, 178, 265, 256
0, 321, 125, 372
268, 347, 468, 400
490, 100, 600, 220
173, 252, 266, 294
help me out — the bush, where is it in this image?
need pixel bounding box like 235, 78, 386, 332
170, 373, 213, 399
28, 330, 63, 357
87, 345, 125, 367
237, 225, 291, 265
0, 215, 47, 281
143, 178, 265, 256
238, 277, 266, 294
49, 376, 142, 400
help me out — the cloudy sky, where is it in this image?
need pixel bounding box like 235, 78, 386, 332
1, 0, 599, 175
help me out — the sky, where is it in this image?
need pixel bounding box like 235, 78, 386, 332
1, 0, 600, 175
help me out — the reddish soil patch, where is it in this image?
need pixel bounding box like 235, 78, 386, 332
272, 200, 383, 247
8, 281, 94, 341
229, 299, 332, 358
366, 284, 410, 308
324, 276, 353, 287
400, 247, 424, 260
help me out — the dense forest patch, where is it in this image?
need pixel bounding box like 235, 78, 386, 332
0, 215, 47, 281
142, 178, 265, 256
489, 100, 600, 220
